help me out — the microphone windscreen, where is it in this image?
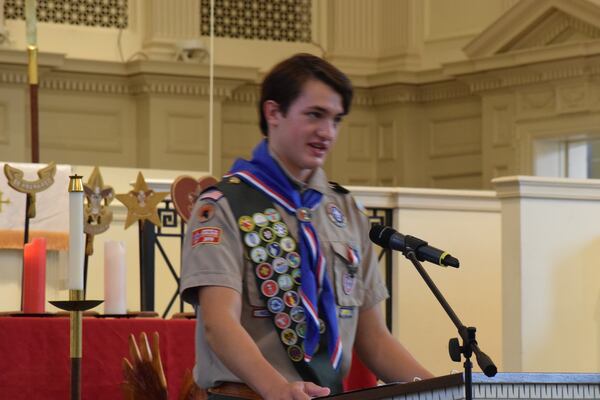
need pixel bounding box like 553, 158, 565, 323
369, 224, 395, 248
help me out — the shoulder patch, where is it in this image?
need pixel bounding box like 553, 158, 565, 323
328, 181, 350, 194
199, 189, 224, 202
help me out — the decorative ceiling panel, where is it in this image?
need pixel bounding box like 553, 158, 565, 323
4, 0, 128, 29
200, 0, 311, 43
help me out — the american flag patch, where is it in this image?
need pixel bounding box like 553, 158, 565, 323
199, 190, 223, 202
191, 227, 222, 246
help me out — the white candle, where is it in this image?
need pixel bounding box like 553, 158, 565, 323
25, 0, 37, 46
68, 179, 84, 290
104, 240, 127, 315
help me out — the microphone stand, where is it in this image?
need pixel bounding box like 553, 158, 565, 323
402, 236, 497, 400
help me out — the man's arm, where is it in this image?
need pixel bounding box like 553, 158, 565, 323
354, 304, 434, 383
198, 286, 330, 400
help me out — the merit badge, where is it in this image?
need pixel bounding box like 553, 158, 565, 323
191, 227, 222, 247
264, 208, 281, 223
238, 216, 255, 232
197, 203, 215, 222
290, 306, 305, 323
273, 222, 288, 238
283, 291, 299, 307
267, 297, 285, 313
250, 247, 268, 263
319, 319, 326, 334
267, 242, 282, 258
253, 212, 268, 227
286, 252, 301, 268
296, 207, 312, 222
261, 280, 279, 297
291, 268, 301, 285
288, 345, 304, 362
343, 271, 355, 295
277, 274, 294, 291
280, 237, 296, 252
256, 263, 274, 280
327, 202, 346, 228
272, 257, 289, 274
275, 312, 291, 329
244, 232, 261, 248
259, 227, 275, 243
296, 322, 307, 338
281, 328, 298, 346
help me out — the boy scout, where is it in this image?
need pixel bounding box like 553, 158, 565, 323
181, 53, 433, 400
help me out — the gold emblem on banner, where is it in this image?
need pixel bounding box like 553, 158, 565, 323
3, 162, 56, 218
116, 172, 168, 229
83, 167, 114, 255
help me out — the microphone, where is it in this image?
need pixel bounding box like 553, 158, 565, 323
369, 224, 459, 268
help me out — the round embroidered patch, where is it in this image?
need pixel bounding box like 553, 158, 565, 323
283, 291, 299, 307
256, 263, 273, 280
259, 226, 275, 243
327, 202, 346, 227
277, 274, 294, 291
250, 247, 268, 263
244, 232, 261, 248
288, 345, 304, 362
264, 208, 281, 223
253, 212, 268, 227
272, 257, 289, 274
290, 306, 305, 323
261, 280, 278, 297
275, 312, 291, 329
281, 328, 298, 346
296, 322, 307, 338
272, 222, 288, 238
291, 268, 301, 285
266, 242, 282, 258
286, 252, 301, 268
280, 236, 296, 252
238, 216, 255, 232
267, 297, 285, 313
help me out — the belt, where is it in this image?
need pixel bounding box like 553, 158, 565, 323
208, 382, 262, 399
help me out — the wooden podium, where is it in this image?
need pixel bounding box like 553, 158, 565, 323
318, 373, 464, 400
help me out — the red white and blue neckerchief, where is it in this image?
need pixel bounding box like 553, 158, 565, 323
226, 139, 342, 369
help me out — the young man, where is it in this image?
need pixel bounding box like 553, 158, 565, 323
181, 53, 432, 400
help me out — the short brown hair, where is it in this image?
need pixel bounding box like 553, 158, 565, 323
259, 53, 353, 135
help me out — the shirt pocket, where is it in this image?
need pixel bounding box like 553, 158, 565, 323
330, 241, 364, 307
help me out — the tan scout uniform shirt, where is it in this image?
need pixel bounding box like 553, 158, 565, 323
180, 165, 388, 389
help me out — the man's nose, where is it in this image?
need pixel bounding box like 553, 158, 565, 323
317, 119, 336, 139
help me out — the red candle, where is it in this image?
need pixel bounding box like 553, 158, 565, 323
23, 237, 46, 313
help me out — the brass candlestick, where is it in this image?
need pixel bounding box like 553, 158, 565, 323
50, 292, 102, 399
50, 175, 102, 400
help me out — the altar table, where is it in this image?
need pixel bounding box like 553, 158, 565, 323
0, 316, 376, 399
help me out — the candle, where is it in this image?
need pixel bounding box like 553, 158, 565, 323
104, 240, 127, 315
23, 237, 46, 313
68, 176, 84, 290
25, 0, 37, 47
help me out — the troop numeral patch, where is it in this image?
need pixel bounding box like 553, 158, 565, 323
191, 227, 222, 246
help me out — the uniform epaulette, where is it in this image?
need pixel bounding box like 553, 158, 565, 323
328, 181, 350, 194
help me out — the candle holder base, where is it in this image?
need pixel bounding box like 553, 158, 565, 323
50, 300, 103, 312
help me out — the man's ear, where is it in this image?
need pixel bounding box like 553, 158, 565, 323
263, 100, 282, 129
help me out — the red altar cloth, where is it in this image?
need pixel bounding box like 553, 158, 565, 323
0, 317, 376, 399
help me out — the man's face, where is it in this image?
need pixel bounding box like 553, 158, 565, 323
266, 79, 345, 182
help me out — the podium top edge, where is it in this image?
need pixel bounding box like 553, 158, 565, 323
473, 372, 600, 384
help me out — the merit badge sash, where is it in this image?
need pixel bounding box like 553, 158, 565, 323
217, 177, 343, 393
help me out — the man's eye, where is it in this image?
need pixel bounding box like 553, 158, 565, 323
307, 111, 321, 119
